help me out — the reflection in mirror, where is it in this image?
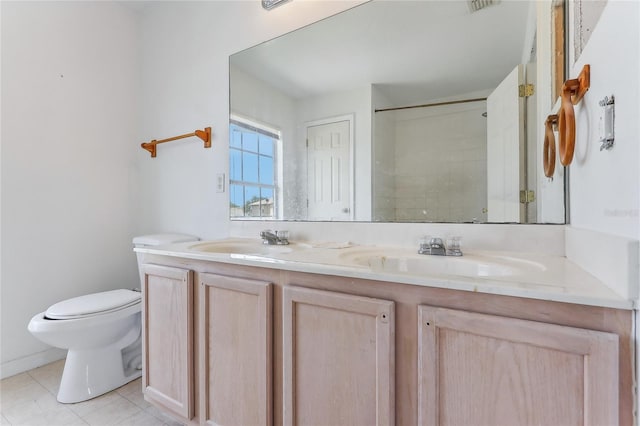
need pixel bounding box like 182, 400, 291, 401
373, 99, 489, 223
229, 117, 281, 220
230, 0, 565, 223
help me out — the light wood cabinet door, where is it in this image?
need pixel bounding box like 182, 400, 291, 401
418, 305, 619, 426
283, 286, 395, 426
141, 264, 194, 421
199, 273, 272, 426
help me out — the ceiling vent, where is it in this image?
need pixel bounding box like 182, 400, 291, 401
467, 0, 500, 13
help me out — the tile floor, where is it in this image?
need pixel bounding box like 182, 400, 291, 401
0, 360, 183, 426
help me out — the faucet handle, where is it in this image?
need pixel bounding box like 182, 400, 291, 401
418, 236, 432, 255
275, 230, 290, 245
429, 237, 445, 248
446, 236, 463, 256
275, 230, 289, 240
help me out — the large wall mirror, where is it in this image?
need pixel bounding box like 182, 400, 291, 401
230, 0, 565, 224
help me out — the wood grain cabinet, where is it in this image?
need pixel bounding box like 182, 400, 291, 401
141, 264, 195, 421
139, 258, 630, 426
282, 286, 395, 426
418, 306, 619, 426
198, 273, 272, 426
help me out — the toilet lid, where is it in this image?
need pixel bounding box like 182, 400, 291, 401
45, 289, 141, 320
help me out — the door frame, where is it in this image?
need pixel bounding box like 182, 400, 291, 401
304, 114, 355, 220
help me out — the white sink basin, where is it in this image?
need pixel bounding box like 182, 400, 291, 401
189, 240, 294, 255
186, 239, 546, 279
339, 249, 546, 278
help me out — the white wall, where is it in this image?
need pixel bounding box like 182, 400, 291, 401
135, 0, 366, 239
1, 1, 139, 375
568, 0, 639, 239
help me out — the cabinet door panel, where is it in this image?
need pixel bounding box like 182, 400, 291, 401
418, 306, 619, 426
142, 264, 194, 420
283, 286, 394, 426
199, 273, 272, 426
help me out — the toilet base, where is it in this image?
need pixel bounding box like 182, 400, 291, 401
57, 329, 142, 403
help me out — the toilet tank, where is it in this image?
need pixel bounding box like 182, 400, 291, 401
133, 233, 199, 284
132, 233, 199, 248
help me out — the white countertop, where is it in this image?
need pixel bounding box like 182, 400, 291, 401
135, 238, 634, 310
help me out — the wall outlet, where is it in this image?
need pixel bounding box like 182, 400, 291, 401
216, 173, 225, 193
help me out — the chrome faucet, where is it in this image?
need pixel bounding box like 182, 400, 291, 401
260, 230, 289, 245
418, 236, 462, 256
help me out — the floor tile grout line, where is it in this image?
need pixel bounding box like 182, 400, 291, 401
11, 368, 90, 426
1, 361, 170, 426
80, 396, 140, 423
25, 370, 57, 399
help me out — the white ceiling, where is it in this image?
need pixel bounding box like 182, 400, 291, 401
231, 0, 535, 106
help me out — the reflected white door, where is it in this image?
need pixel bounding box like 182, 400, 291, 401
306, 120, 352, 221
487, 65, 525, 222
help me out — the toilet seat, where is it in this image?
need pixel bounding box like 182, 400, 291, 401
45, 289, 141, 320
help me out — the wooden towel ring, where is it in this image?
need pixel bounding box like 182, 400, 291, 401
543, 114, 558, 178
558, 81, 578, 166
557, 64, 590, 167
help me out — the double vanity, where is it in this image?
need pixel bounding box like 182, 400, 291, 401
135, 236, 634, 426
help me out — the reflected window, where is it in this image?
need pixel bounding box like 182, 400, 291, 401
229, 118, 279, 219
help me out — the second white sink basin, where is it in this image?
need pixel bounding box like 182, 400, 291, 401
339, 249, 546, 278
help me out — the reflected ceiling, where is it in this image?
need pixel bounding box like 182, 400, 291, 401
231, 0, 533, 106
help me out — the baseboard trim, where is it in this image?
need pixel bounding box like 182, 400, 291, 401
1, 348, 67, 379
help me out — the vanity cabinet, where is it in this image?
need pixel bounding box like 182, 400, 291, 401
198, 273, 272, 426
282, 286, 395, 426
141, 264, 195, 421
418, 306, 619, 426
138, 258, 633, 426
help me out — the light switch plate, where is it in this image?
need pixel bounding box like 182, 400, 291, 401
216, 173, 225, 193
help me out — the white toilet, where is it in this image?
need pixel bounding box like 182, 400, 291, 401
27, 233, 198, 403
